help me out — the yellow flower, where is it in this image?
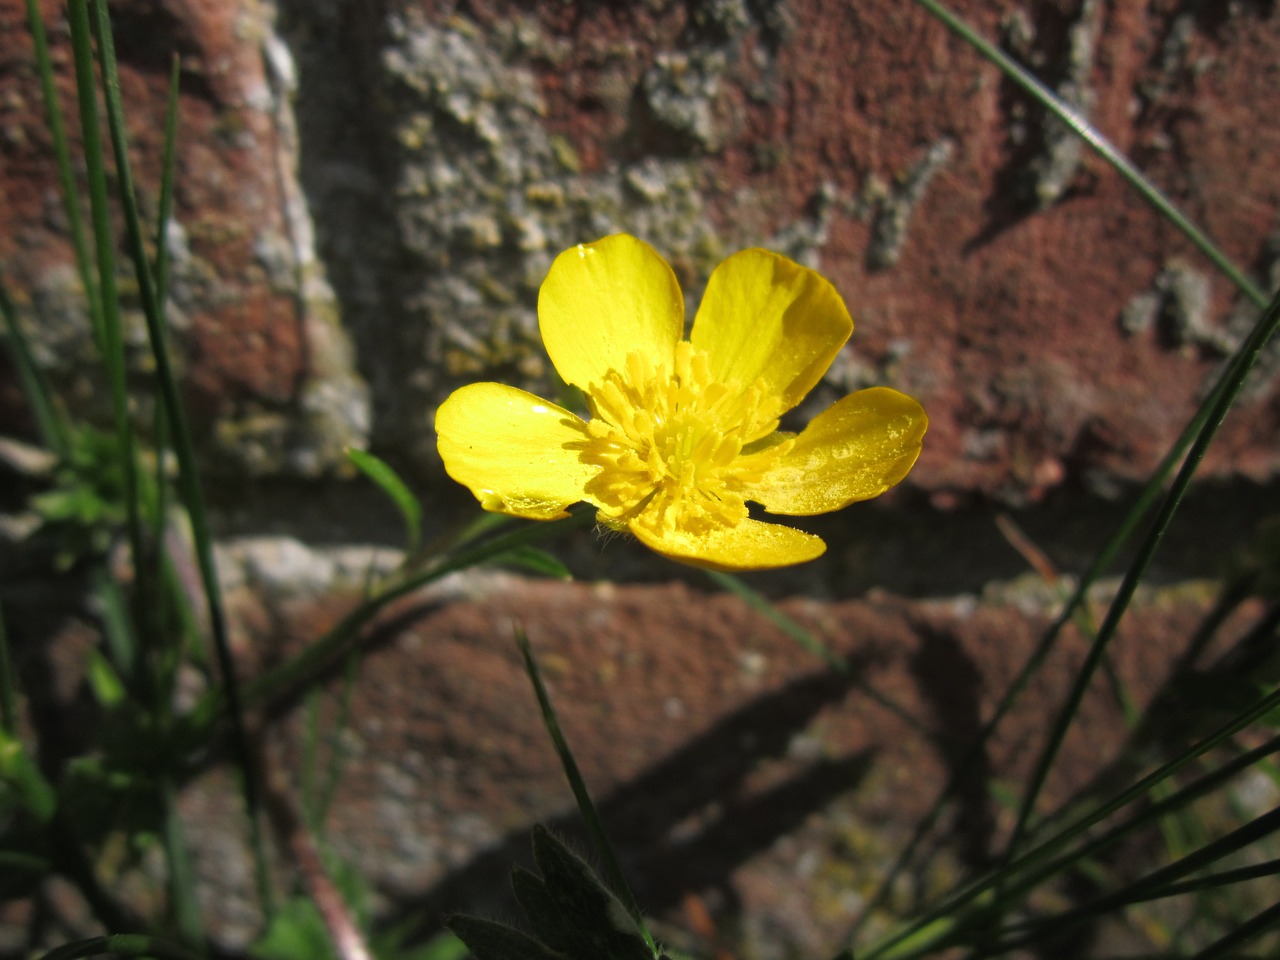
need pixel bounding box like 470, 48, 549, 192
435, 234, 927, 570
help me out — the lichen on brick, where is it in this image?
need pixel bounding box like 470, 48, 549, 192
867, 139, 954, 270
641, 49, 730, 151
1122, 262, 1235, 357
1002, 0, 1102, 209
377, 13, 785, 464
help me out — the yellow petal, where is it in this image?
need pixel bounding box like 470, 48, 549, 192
741, 387, 927, 515
629, 514, 826, 570
538, 234, 684, 391
690, 248, 852, 423
435, 383, 595, 519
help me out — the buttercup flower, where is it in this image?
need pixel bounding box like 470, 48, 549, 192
435, 234, 927, 570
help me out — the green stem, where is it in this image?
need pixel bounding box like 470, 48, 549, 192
516, 630, 658, 958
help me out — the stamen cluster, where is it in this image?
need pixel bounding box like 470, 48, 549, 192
576, 343, 792, 536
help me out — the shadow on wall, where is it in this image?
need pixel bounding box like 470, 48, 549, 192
380, 664, 878, 942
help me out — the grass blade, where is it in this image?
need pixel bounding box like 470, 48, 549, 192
160, 776, 206, 946
65, 0, 144, 580
845, 259, 1270, 955
855, 698, 1280, 960
1188, 898, 1280, 960
851, 20, 1280, 915
912, 0, 1268, 310
87, 0, 275, 917
1043, 857, 1280, 913
972, 804, 1280, 957
514, 629, 657, 958
148, 54, 181, 635
153, 54, 180, 307
494, 545, 572, 579
0, 277, 69, 457
23, 0, 103, 338
303, 648, 361, 835
1005, 283, 1280, 858
89, 565, 138, 681
346, 448, 423, 554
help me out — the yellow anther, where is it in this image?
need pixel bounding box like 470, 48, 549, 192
578, 347, 788, 528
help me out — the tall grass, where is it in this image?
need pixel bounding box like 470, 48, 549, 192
0, 1, 1276, 960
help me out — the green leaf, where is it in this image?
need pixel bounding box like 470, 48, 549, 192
85, 649, 126, 708
511, 866, 575, 954
444, 916, 566, 960
496, 545, 572, 579
251, 896, 338, 960
0, 729, 56, 823
530, 826, 652, 960
346, 448, 423, 554
449, 825, 656, 960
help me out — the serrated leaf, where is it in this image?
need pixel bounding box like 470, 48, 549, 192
496, 545, 572, 579
346, 448, 422, 554
531, 826, 651, 960
444, 915, 566, 960
512, 866, 575, 954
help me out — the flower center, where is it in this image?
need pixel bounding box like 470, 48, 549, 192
575, 343, 789, 535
